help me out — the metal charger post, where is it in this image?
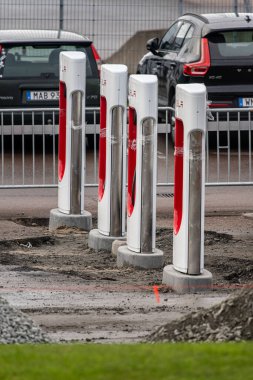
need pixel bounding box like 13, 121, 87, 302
49, 51, 92, 231
162, 83, 213, 292
88, 64, 128, 252
117, 74, 164, 269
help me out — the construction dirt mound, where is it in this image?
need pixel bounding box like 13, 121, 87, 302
148, 288, 253, 343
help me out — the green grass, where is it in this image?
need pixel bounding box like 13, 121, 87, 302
0, 343, 252, 380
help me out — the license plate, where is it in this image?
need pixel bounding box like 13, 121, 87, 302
238, 97, 253, 107
26, 90, 59, 101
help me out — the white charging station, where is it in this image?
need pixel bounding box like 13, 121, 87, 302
162, 83, 213, 292
117, 74, 163, 269
88, 64, 128, 251
58, 51, 86, 214
173, 83, 206, 274
127, 75, 157, 253
49, 51, 92, 231
98, 64, 127, 236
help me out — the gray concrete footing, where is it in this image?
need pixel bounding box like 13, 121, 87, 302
162, 265, 213, 293
49, 208, 92, 232
88, 229, 126, 252
111, 239, 127, 256
117, 245, 164, 269
243, 213, 253, 220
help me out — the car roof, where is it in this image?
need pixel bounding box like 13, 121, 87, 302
0, 29, 91, 44
181, 13, 253, 35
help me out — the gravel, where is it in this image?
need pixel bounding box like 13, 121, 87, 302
0, 297, 50, 344
148, 288, 253, 343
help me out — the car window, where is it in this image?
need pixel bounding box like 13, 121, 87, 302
177, 25, 197, 59
0, 44, 94, 79
159, 21, 182, 51
183, 25, 194, 45
208, 30, 253, 59
173, 23, 192, 51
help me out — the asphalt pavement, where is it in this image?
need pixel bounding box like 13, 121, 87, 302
0, 185, 252, 221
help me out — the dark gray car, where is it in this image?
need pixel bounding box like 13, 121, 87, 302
137, 13, 253, 141
0, 29, 100, 126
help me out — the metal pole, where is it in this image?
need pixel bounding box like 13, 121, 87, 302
92, 0, 95, 43
110, 106, 124, 236
234, 0, 238, 15
141, 118, 155, 253
178, 0, 184, 16
244, 0, 252, 12
70, 90, 83, 214
188, 130, 203, 275
59, 0, 64, 31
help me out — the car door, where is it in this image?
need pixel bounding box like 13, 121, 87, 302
159, 22, 194, 106
147, 21, 182, 106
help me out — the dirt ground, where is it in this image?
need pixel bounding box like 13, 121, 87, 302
0, 213, 252, 343
149, 287, 253, 342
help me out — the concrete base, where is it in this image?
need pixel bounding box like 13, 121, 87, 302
243, 213, 253, 220
162, 265, 213, 293
88, 229, 126, 252
111, 239, 127, 256
49, 208, 92, 232
117, 245, 164, 269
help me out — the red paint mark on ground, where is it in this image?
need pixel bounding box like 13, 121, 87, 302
153, 285, 160, 303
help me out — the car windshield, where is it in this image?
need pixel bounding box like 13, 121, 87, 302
208, 30, 253, 59
0, 44, 93, 79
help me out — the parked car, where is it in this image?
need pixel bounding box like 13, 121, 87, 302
137, 13, 253, 141
0, 29, 100, 131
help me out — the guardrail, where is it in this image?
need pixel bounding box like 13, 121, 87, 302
206, 107, 252, 185
0, 106, 252, 188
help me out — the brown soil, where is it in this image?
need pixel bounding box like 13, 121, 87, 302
0, 214, 252, 342
0, 221, 252, 289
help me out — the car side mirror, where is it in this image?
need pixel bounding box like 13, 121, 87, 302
146, 38, 159, 55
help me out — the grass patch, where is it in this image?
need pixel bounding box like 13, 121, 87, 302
0, 343, 252, 380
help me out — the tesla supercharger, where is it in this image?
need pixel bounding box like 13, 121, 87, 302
162, 83, 212, 292
98, 64, 127, 236
88, 64, 127, 251
49, 51, 92, 231
58, 51, 86, 214
117, 75, 163, 269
